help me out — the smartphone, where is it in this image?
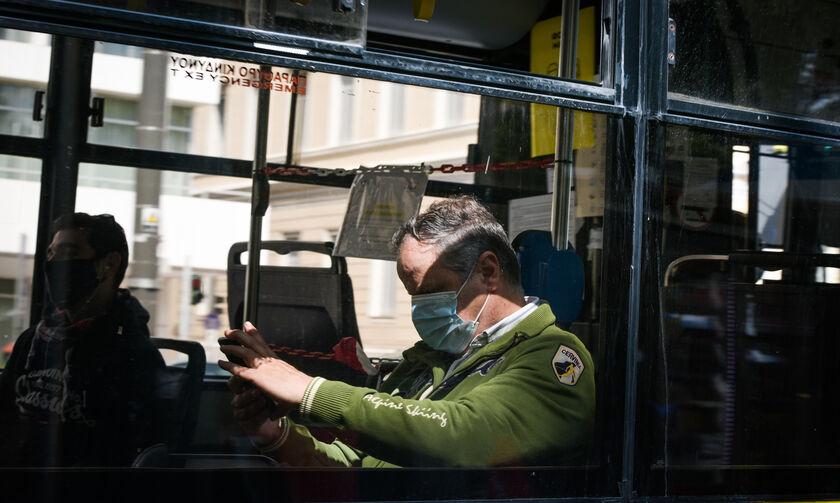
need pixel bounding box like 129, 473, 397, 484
218, 337, 247, 366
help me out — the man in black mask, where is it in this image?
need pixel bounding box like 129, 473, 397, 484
0, 213, 165, 466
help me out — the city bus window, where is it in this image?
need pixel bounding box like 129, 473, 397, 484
668, 0, 840, 122
73, 164, 258, 347
0, 84, 44, 139
0, 33, 611, 482
641, 123, 840, 495
256, 68, 610, 359
0, 29, 50, 139
88, 44, 259, 159
0, 155, 39, 370
0, 30, 48, 374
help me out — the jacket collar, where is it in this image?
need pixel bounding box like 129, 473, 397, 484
402, 302, 558, 375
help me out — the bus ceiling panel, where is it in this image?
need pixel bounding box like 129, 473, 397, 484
668, 97, 840, 142
660, 112, 840, 149
366, 0, 549, 50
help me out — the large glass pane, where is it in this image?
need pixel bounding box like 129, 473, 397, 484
73, 165, 258, 345
0, 29, 48, 370
186, 70, 612, 490
640, 123, 840, 495
0, 164, 260, 467
669, 0, 840, 122
0, 156, 39, 369
255, 70, 610, 362
2, 38, 614, 491
89, 44, 257, 159
0, 29, 51, 138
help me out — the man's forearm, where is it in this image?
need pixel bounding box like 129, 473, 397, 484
262, 418, 362, 467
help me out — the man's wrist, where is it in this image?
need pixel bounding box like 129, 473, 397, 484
252, 417, 289, 453
299, 377, 326, 417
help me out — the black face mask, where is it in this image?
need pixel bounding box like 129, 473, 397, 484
44, 259, 101, 309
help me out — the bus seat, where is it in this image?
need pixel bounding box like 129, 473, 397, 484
227, 240, 361, 350
150, 337, 205, 452
659, 252, 840, 466
512, 230, 584, 325
226, 241, 369, 385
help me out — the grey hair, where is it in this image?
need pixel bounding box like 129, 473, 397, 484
391, 195, 522, 289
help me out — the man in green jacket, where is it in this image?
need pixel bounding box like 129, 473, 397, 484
220, 196, 595, 467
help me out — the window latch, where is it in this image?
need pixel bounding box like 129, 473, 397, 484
32, 90, 45, 122
667, 18, 676, 66
89, 97, 105, 128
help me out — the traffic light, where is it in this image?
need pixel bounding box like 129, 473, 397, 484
191, 275, 204, 305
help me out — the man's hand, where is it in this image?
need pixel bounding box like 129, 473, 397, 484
228, 375, 283, 445
218, 321, 314, 408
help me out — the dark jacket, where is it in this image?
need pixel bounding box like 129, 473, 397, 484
0, 290, 166, 467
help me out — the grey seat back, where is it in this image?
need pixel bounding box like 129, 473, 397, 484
227, 240, 361, 353
150, 337, 205, 451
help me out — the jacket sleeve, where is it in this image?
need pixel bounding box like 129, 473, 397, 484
270, 419, 399, 467
298, 338, 596, 467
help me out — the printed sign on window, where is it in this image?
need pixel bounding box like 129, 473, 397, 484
333, 170, 428, 260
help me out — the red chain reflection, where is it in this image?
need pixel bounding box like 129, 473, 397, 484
262, 158, 556, 177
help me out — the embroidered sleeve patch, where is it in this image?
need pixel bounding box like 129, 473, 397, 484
552, 345, 584, 386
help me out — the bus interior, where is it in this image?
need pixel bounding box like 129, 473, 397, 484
0, 0, 839, 500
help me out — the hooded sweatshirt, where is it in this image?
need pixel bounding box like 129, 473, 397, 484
0, 289, 166, 467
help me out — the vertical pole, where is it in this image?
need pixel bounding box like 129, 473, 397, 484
242, 66, 272, 327
179, 260, 192, 340
285, 69, 300, 168
31, 36, 93, 324
551, 0, 580, 250
746, 143, 760, 251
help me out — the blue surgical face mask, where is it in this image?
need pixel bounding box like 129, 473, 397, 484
411, 267, 491, 354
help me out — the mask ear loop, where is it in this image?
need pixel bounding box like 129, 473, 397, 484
472, 291, 491, 323
455, 266, 475, 297
457, 262, 492, 324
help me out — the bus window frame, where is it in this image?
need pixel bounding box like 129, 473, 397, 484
0, 0, 839, 499
636, 119, 840, 497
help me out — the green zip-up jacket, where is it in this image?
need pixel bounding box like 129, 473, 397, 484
283, 303, 595, 467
